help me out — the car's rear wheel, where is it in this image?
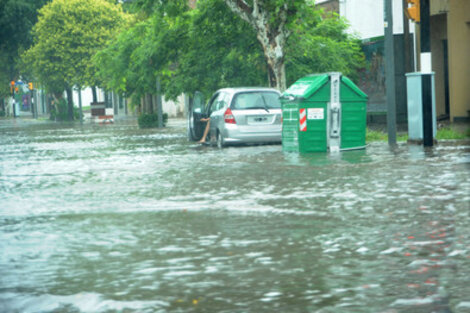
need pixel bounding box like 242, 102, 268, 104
216, 130, 226, 148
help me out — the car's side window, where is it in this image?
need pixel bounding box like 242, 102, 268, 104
221, 93, 230, 110
214, 92, 228, 111
208, 92, 231, 116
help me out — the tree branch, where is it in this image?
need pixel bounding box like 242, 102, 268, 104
277, 3, 291, 39
224, 0, 255, 27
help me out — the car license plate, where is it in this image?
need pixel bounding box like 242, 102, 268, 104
248, 115, 272, 125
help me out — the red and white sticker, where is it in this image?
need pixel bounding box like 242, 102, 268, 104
299, 108, 307, 132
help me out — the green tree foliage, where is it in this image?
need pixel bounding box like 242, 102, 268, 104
96, 0, 268, 104
224, 0, 365, 90
286, 11, 365, 85
0, 0, 49, 98
223, 0, 316, 90
95, 19, 145, 99
22, 0, 129, 119
165, 0, 268, 99
123, 0, 188, 17
94, 13, 185, 109
95, 0, 364, 105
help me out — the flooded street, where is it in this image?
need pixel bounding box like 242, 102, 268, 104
1, 118, 469, 313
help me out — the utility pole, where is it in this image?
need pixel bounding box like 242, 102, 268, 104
28, 82, 36, 119
402, 0, 413, 73
384, 0, 397, 145
11, 81, 17, 118
420, 0, 433, 147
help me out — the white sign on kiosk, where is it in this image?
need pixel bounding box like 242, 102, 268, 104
307, 108, 324, 120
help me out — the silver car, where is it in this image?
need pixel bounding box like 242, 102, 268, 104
188, 88, 282, 147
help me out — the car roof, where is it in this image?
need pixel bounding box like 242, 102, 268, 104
217, 87, 281, 95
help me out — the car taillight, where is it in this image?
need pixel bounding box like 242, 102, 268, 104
224, 108, 236, 124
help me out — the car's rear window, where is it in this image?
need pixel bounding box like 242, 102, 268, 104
231, 91, 281, 110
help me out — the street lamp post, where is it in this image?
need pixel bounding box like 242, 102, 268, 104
419, 0, 433, 147
384, 0, 397, 145
10, 81, 17, 118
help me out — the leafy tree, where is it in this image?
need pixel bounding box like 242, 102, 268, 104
122, 0, 188, 17
0, 0, 49, 98
286, 11, 365, 85
223, 1, 364, 91
164, 0, 268, 99
96, 0, 267, 104
94, 12, 186, 112
96, 0, 364, 108
93, 21, 142, 98
223, 0, 317, 91
23, 0, 129, 120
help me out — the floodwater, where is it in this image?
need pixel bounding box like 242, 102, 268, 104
0, 118, 469, 313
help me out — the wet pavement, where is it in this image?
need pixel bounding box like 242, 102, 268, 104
0, 118, 469, 313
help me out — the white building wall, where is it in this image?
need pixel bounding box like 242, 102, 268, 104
163, 95, 185, 118
338, 0, 411, 39
72, 87, 105, 108
71, 88, 185, 118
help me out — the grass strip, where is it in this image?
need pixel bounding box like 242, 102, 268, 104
366, 127, 469, 143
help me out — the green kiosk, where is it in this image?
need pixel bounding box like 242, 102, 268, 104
281, 72, 368, 153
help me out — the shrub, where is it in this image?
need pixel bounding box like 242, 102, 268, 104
49, 98, 80, 121
138, 113, 168, 128
50, 98, 68, 121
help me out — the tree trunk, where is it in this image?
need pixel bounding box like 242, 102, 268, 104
65, 86, 74, 121
145, 93, 153, 114
92, 86, 98, 103
224, 0, 290, 91
156, 76, 163, 128
265, 47, 287, 91
104, 91, 109, 108
46, 94, 52, 114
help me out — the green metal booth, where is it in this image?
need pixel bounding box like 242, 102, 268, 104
281, 72, 368, 153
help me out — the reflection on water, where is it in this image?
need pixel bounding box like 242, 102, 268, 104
1, 119, 469, 312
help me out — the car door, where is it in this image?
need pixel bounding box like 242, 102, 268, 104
187, 91, 206, 141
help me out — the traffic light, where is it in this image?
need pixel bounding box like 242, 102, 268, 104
406, 0, 420, 23
28, 82, 33, 90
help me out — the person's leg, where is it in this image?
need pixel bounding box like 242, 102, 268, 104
198, 120, 210, 143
